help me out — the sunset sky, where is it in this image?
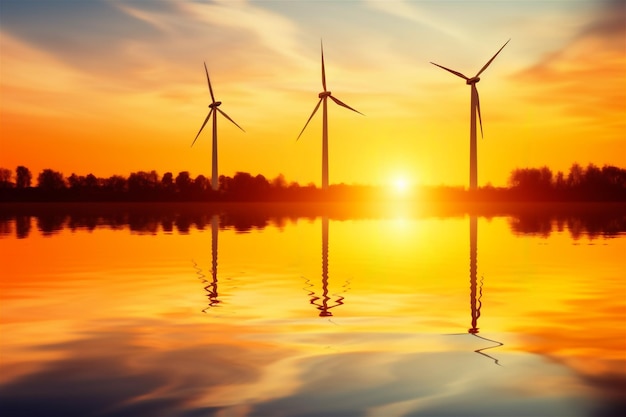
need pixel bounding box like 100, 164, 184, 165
1, 0, 624, 188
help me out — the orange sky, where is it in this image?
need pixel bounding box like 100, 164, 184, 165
0, 0, 624, 187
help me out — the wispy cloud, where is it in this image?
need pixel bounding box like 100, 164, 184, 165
0, 34, 96, 117
363, 0, 467, 42
0, 0, 161, 69
179, 0, 306, 69
516, 0, 626, 128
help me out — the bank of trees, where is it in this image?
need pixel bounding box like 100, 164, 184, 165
0, 163, 625, 202
0, 166, 325, 202
506, 163, 626, 201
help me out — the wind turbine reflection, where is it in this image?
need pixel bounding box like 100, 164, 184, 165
193, 215, 221, 312
305, 216, 350, 317
467, 215, 503, 364
446, 215, 503, 365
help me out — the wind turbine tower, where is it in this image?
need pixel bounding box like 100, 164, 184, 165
431, 40, 509, 190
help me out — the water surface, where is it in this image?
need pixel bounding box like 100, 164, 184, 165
1, 203, 625, 417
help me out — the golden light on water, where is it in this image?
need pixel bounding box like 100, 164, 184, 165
392, 176, 409, 194
0, 207, 624, 415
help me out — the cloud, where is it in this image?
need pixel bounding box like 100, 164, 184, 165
514, 0, 626, 128
0, 0, 307, 96
179, 0, 307, 71
579, 0, 626, 42
0, 0, 161, 69
0, 34, 100, 118
363, 0, 467, 42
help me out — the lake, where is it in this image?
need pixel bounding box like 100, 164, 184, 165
1, 202, 624, 417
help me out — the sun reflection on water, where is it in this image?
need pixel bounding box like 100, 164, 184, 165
0, 205, 624, 416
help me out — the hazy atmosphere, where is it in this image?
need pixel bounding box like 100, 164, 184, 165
1, 0, 624, 187
1, 3, 625, 416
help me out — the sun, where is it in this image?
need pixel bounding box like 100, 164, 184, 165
391, 176, 410, 195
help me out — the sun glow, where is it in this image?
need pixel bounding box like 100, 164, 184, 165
392, 176, 410, 195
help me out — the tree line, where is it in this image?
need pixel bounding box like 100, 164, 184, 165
505, 163, 626, 201
0, 163, 625, 202
0, 167, 324, 202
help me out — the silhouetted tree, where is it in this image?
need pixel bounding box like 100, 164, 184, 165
68, 173, 84, 190
175, 171, 192, 194
508, 166, 553, 196
161, 172, 174, 192
538, 166, 552, 188
85, 173, 99, 189
567, 163, 585, 188
16, 166, 32, 189
582, 164, 602, 191
601, 165, 626, 188
223, 172, 271, 200
254, 174, 270, 195
193, 174, 209, 194
128, 171, 159, 195
271, 174, 288, 190
103, 175, 127, 194
231, 172, 255, 199
0, 168, 13, 188
218, 174, 231, 193
554, 171, 566, 191
37, 169, 66, 191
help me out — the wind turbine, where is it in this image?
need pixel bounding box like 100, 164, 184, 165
431, 40, 510, 190
297, 41, 363, 190
191, 63, 244, 191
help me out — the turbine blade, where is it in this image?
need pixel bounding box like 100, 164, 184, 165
321, 40, 327, 91
191, 108, 214, 147
474, 85, 483, 138
329, 95, 364, 115
204, 62, 215, 103
430, 62, 469, 80
297, 98, 323, 141
476, 39, 510, 77
216, 108, 245, 132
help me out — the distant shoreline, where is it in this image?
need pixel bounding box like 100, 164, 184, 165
2, 185, 625, 204
2, 199, 625, 214
2, 164, 625, 203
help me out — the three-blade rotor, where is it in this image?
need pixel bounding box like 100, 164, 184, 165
430, 39, 510, 138
297, 41, 363, 141
192, 62, 244, 147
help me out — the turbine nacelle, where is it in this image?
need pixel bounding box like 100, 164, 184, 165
319, 91, 332, 98
466, 77, 480, 85
209, 101, 222, 108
